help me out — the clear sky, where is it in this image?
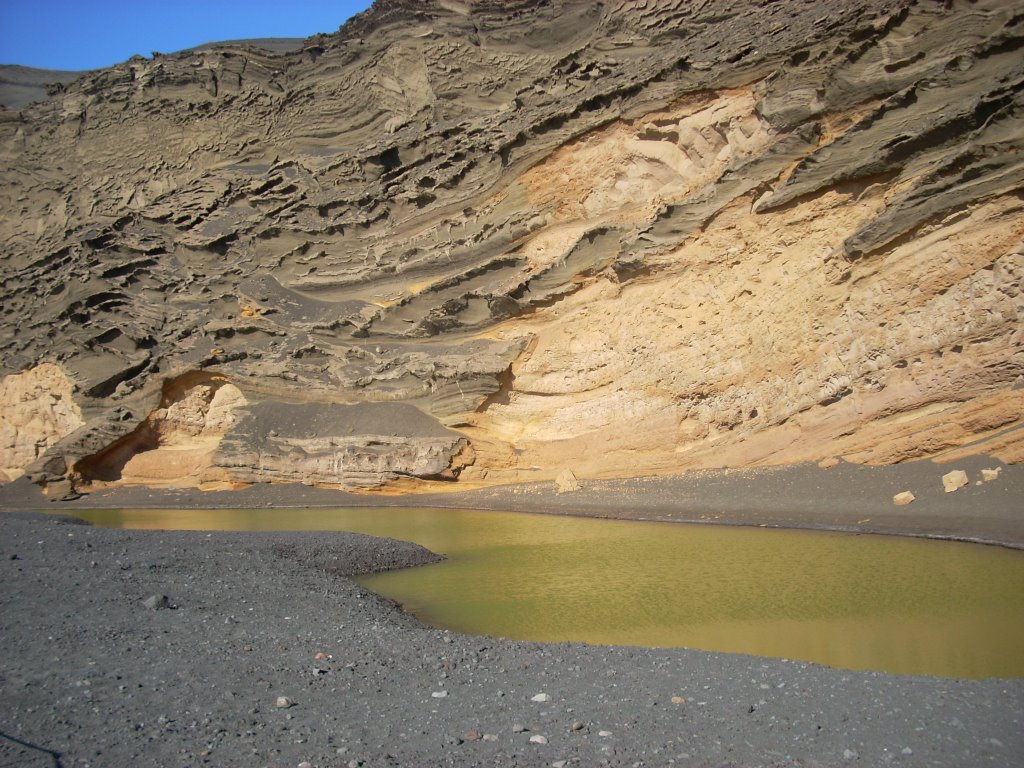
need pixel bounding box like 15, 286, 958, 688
0, 0, 375, 71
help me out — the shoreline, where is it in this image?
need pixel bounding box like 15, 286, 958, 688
1, 511, 1022, 767
3, 455, 1022, 549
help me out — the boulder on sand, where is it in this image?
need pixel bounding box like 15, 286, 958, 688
555, 469, 580, 494
941, 470, 969, 493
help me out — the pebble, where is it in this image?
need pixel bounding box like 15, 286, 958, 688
981, 467, 1001, 482
314, 651, 330, 661
529, 734, 548, 744
901, 747, 913, 755
482, 734, 498, 742
431, 691, 449, 699
463, 731, 482, 741
671, 696, 685, 704
275, 696, 295, 709
513, 724, 527, 733
531, 693, 551, 702
553, 761, 568, 768
598, 730, 612, 737
570, 720, 585, 731
143, 595, 170, 610
843, 748, 859, 760
298, 763, 312, 768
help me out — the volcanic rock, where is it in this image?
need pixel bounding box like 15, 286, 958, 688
1, 0, 1021, 494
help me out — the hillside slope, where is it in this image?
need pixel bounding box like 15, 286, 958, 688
0, 65, 86, 110
1, 0, 1021, 495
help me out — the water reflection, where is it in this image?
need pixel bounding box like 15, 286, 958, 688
62, 506, 1024, 679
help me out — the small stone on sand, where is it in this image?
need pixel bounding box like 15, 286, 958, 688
893, 491, 915, 506
531, 692, 551, 702
942, 469, 968, 493
143, 595, 170, 610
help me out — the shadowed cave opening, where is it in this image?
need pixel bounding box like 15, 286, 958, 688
74, 371, 244, 482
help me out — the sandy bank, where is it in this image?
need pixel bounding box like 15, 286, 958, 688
3, 455, 1021, 549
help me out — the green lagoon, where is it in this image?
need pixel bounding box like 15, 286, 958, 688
63, 505, 1024, 679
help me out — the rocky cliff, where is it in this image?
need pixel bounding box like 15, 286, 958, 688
1, 0, 1021, 496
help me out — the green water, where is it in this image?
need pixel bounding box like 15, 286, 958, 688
62, 506, 1024, 679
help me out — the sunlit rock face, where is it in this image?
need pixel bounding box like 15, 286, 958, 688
0, 364, 84, 482
0, 0, 1021, 492
72, 371, 246, 488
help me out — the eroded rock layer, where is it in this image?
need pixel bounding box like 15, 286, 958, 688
0, 364, 83, 482
0, 0, 1021, 492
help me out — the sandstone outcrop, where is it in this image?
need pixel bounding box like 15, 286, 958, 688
0, 364, 84, 481
72, 371, 246, 487
0, 0, 1021, 493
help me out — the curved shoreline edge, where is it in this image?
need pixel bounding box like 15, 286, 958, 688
1, 511, 1022, 768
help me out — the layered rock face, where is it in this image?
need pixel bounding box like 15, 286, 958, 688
0, 0, 1021, 493
72, 371, 246, 487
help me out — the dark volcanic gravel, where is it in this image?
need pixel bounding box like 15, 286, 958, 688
1, 513, 1022, 767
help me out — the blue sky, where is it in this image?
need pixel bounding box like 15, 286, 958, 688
0, 0, 374, 70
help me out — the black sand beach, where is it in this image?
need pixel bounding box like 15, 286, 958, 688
3, 458, 1023, 766
2, 507, 1022, 768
